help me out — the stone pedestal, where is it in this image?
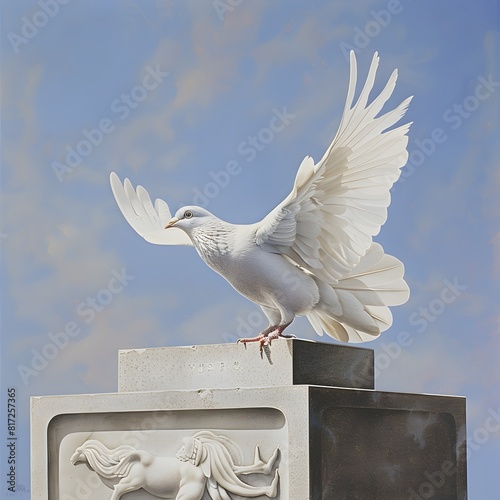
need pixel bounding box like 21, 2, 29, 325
118, 340, 375, 391
31, 340, 467, 499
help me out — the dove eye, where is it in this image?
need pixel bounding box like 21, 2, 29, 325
184, 210, 193, 219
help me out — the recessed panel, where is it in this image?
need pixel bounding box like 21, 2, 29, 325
48, 408, 287, 499
321, 407, 457, 499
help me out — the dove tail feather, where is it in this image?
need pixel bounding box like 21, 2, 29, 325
308, 243, 409, 343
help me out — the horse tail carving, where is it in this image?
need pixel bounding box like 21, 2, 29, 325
71, 440, 138, 479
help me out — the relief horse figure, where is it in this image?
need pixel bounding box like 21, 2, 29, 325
70, 431, 279, 499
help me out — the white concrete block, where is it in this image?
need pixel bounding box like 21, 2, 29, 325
118, 339, 374, 392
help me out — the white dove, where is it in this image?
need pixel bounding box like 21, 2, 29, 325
110, 51, 411, 348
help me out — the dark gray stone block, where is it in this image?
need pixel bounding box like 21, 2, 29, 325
309, 387, 467, 499
291, 339, 374, 389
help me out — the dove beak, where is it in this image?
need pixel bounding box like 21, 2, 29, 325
165, 217, 180, 229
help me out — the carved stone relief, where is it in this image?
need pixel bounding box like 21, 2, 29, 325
69, 432, 279, 499
51, 409, 287, 499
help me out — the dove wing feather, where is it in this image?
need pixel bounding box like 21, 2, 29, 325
256, 51, 412, 282
110, 172, 193, 246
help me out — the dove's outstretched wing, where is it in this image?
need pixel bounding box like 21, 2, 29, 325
110, 172, 193, 246
256, 51, 412, 283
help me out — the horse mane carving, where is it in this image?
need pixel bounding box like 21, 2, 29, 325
177, 431, 279, 498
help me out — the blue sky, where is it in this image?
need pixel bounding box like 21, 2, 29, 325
1, 0, 499, 498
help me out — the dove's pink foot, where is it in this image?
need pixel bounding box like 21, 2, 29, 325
238, 322, 294, 352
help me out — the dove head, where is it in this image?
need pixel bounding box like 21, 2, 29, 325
165, 206, 216, 233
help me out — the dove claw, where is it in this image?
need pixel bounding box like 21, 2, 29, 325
238, 334, 266, 345
237, 322, 293, 352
